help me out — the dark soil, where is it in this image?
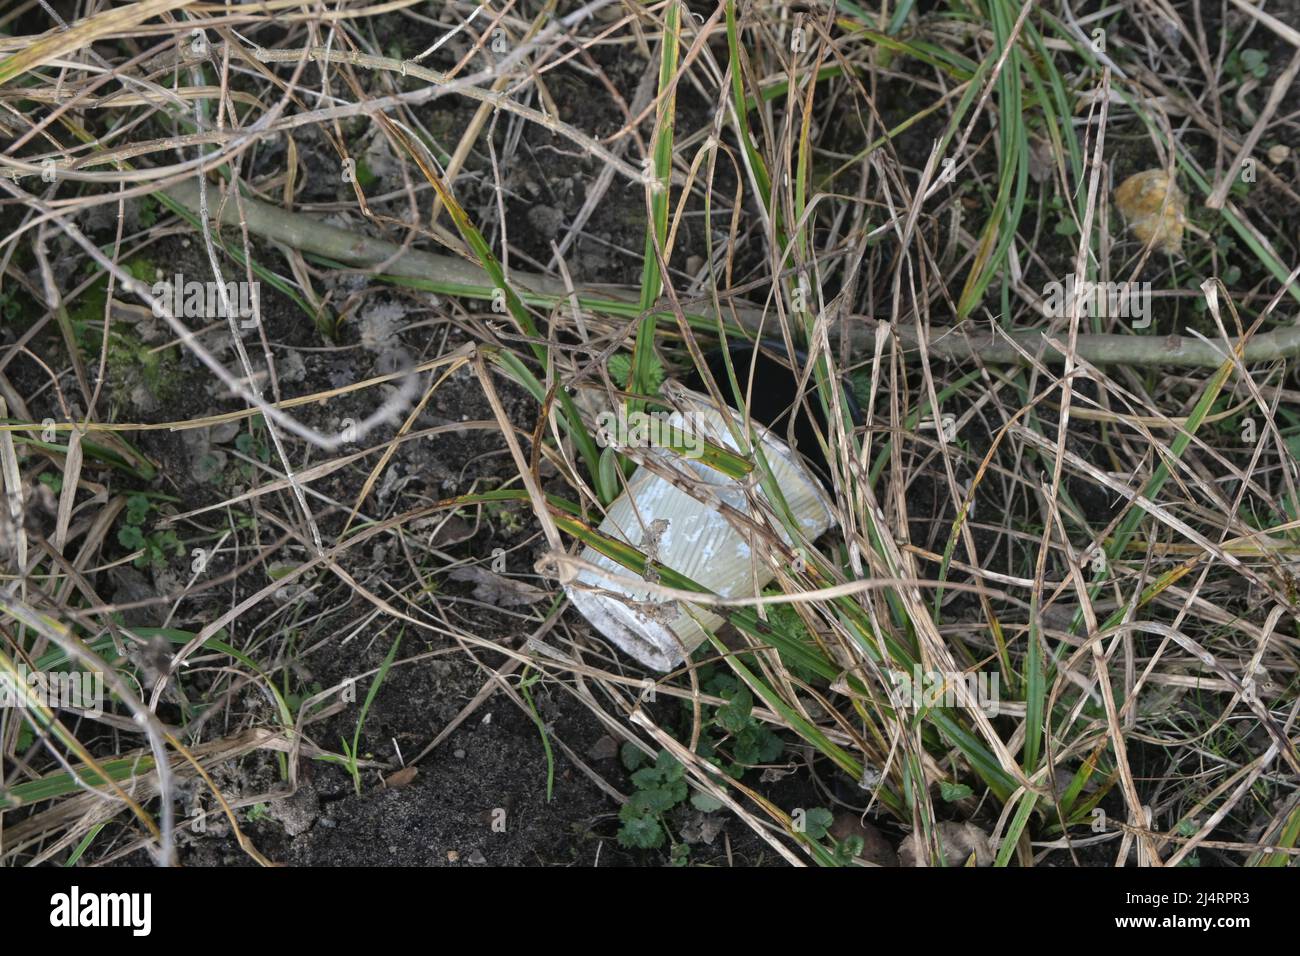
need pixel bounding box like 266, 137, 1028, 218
0, 12, 884, 868
12, 0, 1287, 869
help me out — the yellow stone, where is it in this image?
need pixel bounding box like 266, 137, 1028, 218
1114, 169, 1186, 255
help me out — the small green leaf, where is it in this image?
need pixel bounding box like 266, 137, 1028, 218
617, 812, 665, 849
137, 195, 159, 228
653, 749, 684, 782
733, 724, 784, 765
835, 835, 865, 863
631, 783, 685, 814
690, 791, 724, 812
716, 687, 753, 734
608, 351, 664, 395
803, 807, 834, 840
620, 741, 647, 772
940, 781, 974, 802
266, 562, 301, 582
125, 494, 150, 524
608, 353, 633, 390
631, 766, 665, 790
597, 446, 620, 503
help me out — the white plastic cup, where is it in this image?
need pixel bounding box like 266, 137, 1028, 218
566, 390, 835, 671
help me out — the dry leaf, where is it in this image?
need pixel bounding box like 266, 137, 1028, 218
1114, 169, 1186, 255
384, 766, 419, 789
448, 565, 548, 606
681, 809, 727, 846
898, 820, 993, 867
1027, 136, 1057, 184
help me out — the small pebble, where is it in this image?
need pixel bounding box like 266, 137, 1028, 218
446, 849, 460, 863
526, 204, 565, 240
1267, 143, 1291, 165
1114, 169, 1186, 255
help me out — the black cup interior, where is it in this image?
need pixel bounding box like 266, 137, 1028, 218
679, 339, 860, 491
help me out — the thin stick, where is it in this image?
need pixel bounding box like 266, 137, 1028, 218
162, 179, 1300, 368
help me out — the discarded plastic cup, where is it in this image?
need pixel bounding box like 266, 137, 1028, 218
565, 388, 836, 671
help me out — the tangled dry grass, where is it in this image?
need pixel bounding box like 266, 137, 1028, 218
1, 0, 1299, 867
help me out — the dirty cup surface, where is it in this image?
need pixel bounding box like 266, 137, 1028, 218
566, 389, 835, 671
